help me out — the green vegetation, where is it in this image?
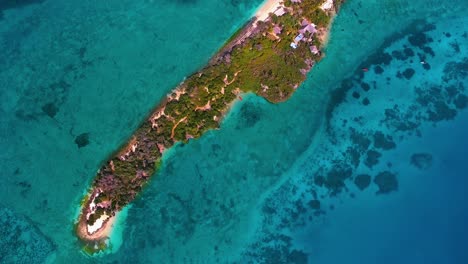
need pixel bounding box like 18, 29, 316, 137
82, 240, 108, 255
77, 0, 343, 246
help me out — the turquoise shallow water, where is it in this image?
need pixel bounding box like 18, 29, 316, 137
1, 0, 467, 263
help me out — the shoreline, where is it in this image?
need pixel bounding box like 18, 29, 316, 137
74, 0, 343, 253
254, 0, 283, 22
76, 214, 116, 243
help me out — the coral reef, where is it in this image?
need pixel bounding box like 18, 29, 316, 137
0, 207, 55, 263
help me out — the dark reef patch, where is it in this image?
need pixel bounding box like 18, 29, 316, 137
75, 133, 90, 148
288, 250, 308, 264
244, 234, 308, 264
373, 131, 396, 150
173, 0, 198, 4
445, 85, 459, 100
13, 73, 73, 122
374, 65, 384, 74
383, 106, 419, 132
404, 47, 415, 57
391, 50, 407, 61
454, 94, 468, 109
0, 207, 55, 263
350, 128, 371, 151
417, 83, 461, 122
422, 62, 431, 70
365, 51, 393, 66
308, 199, 321, 210
262, 204, 277, 215
354, 174, 371, 191
443, 58, 468, 82
410, 153, 433, 170
402, 68, 415, 80
360, 82, 371, 92
450, 41, 460, 53
364, 149, 381, 168
422, 46, 435, 57
314, 175, 325, 187
324, 164, 353, 195
352, 91, 360, 99
210, 143, 222, 157
326, 79, 354, 127
415, 86, 440, 107
0, 0, 45, 20
426, 101, 457, 122
374, 171, 398, 194
16, 180, 32, 197
41, 102, 59, 118
362, 98, 370, 106
408, 31, 431, 48
15, 108, 37, 121
357, 20, 435, 72
237, 101, 262, 128
346, 147, 361, 168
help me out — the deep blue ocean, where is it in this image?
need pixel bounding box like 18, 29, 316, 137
0, 0, 467, 263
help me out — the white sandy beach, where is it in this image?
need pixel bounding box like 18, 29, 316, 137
77, 214, 116, 242
255, 0, 283, 22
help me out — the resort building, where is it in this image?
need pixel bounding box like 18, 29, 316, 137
309, 45, 320, 55
294, 33, 304, 42
274, 7, 286, 17
300, 23, 317, 35
273, 25, 282, 36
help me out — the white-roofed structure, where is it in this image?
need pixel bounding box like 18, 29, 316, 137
309, 45, 320, 55
321, 0, 334, 10
294, 33, 304, 42
304, 24, 317, 34
274, 7, 286, 17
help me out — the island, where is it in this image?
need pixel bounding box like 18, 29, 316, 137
75, 0, 344, 254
